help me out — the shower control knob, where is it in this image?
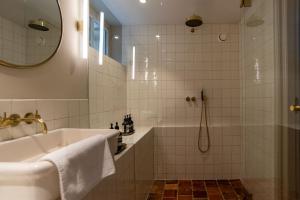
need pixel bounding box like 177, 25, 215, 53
186, 96, 191, 102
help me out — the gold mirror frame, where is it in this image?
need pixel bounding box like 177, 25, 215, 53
0, 0, 63, 69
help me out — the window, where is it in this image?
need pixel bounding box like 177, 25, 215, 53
89, 16, 109, 55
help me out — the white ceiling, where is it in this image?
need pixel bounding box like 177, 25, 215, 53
101, 0, 242, 25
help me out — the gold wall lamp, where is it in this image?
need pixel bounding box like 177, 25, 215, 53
76, 21, 83, 32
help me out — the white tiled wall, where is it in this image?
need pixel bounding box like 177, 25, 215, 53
84, 146, 136, 200
84, 129, 154, 200
240, 0, 279, 199
0, 99, 89, 141
123, 24, 240, 127
26, 26, 61, 65
0, 16, 26, 64
122, 24, 241, 180
89, 48, 127, 129
134, 129, 154, 200
0, 16, 61, 65
154, 126, 241, 180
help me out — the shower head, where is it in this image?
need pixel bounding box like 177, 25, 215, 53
185, 15, 203, 33
28, 19, 49, 31
246, 15, 264, 27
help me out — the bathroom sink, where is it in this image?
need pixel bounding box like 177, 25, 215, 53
0, 128, 119, 200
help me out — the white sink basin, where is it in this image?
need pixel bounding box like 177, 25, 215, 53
0, 128, 119, 200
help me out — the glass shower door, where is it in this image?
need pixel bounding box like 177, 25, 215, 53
281, 0, 300, 199
240, 0, 280, 199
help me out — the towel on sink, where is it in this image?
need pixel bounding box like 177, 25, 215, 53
39, 134, 115, 200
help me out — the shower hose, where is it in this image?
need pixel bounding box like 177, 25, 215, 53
197, 96, 210, 153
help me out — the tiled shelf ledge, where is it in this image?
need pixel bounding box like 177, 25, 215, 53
85, 127, 154, 200
123, 127, 154, 144
114, 126, 153, 160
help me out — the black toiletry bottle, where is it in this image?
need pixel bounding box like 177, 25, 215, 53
122, 115, 127, 133
115, 122, 119, 130
110, 123, 114, 129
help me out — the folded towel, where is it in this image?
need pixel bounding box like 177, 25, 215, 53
39, 134, 115, 200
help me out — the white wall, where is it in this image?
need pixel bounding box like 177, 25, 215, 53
0, 0, 88, 99
0, 0, 89, 140
122, 24, 241, 180
89, 48, 127, 129
154, 126, 241, 180
0, 99, 89, 141
123, 24, 240, 127
0, 16, 26, 65
26, 25, 61, 65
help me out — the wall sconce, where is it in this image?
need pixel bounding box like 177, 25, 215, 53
132, 46, 136, 80
76, 0, 89, 59
99, 12, 104, 65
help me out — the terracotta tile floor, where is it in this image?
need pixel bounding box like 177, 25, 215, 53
148, 180, 251, 200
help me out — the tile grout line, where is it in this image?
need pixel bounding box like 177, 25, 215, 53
204, 180, 209, 200
216, 180, 225, 200
229, 180, 239, 199
150, 179, 246, 200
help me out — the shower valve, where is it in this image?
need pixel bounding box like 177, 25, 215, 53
186, 96, 196, 102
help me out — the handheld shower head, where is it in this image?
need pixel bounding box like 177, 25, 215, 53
198, 89, 210, 153
201, 90, 207, 102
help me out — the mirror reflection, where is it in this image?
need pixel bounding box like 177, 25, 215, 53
0, 0, 62, 68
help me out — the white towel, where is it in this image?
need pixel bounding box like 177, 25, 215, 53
39, 135, 115, 200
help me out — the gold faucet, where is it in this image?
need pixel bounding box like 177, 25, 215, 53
0, 110, 48, 134
0, 112, 14, 128
23, 110, 48, 134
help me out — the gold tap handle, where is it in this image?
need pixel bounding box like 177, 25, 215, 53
290, 105, 300, 112
0, 112, 7, 128
0, 112, 4, 121
35, 110, 41, 119
0, 112, 8, 122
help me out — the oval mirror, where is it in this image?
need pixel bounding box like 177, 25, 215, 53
0, 0, 62, 68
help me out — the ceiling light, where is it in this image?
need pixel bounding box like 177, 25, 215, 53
139, 0, 147, 4
114, 35, 119, 40
132, 46, 136, 80
99, 12, 104, 65
82, 0, 89, 59
155, 34, 160, 39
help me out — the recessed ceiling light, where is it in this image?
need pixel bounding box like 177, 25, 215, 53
114, 35, 119, 40
139, 0, 147, 4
